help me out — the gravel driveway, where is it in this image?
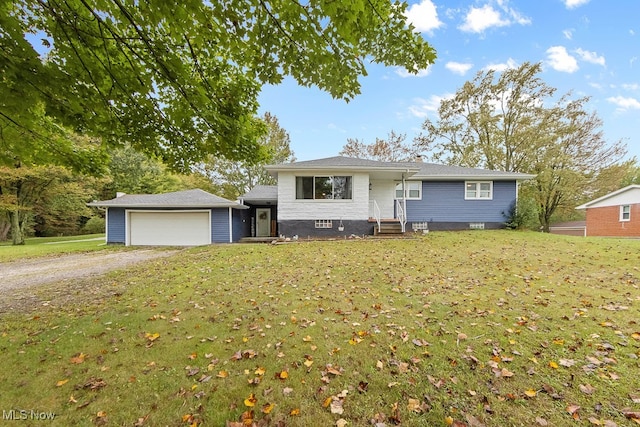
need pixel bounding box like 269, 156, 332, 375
0, 249, 180, 313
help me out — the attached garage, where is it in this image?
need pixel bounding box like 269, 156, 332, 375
88, 189, 249, 246
128, 211, 211, 246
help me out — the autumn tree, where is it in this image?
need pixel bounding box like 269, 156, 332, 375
416, 62, 627, 231
0, 120, 105, 244
200, 113, 295, 200
340, 131, 418, 162
0, 165, 70, 244
102, 144, 219, 198
1, 0, 436, 170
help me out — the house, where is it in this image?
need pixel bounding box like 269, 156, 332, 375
259, 156, 534, 238
88, 189, 249, 246
575, 185, 640, 237
238, 185, 278, 238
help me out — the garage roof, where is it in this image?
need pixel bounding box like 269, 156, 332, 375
88, 189, 248, 209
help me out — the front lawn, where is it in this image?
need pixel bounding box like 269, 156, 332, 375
0, 234, 108, 262
0, 231, 638, 426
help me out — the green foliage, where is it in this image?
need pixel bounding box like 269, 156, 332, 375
1, 0, 436, 169
201, 112, 295, 200
0, 165, 71, 244
82, 217, 105, 234
416, 62, 628, 231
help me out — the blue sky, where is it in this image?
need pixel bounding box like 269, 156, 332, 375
258, 0, 640, 164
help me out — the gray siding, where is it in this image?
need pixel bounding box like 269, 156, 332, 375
106, 207, 126, 243
405, 181, 515, 223
211, 208, 231, 243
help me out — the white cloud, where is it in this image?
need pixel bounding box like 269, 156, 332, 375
563, 29, 573, 40
575, 48, 605, 66
458, 2, 530, 34
395, 67, 431, 78
459, 5, 509, 33
564, 0, 590, 9
408, 95, 450, 118
445, 61, 474, 75
484, 58, 519, 72
545, 46, 579, 73
622, 83, 639, 91
607, 96, 640, 110
404, 0, 443, 34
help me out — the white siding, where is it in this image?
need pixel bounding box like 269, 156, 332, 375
278, 172, 369, 220
586, 188, 640, 208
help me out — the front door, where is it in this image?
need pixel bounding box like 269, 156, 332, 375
256, 208, 271, 237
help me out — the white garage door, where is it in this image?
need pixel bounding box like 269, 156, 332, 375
128, 211, 211, 246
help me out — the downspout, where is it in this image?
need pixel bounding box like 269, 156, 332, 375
402, 172, 407, 233
228, 207, 233, 243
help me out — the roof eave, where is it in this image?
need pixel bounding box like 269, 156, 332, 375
87, 203, 248, 209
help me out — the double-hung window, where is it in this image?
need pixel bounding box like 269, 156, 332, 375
295, 176, 352, 200
465, 181, 493, 200
395, 182, 422, 200
620, 205, 631, 221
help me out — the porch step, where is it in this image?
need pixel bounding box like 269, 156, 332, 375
374, 222, 404, 236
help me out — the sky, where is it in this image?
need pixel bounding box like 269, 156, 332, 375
257, 0, 640, 164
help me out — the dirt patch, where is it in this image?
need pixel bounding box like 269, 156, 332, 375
0, 249, 180, 314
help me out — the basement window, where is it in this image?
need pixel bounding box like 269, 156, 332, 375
315, 220, 333, 229
469, 223, 485, 230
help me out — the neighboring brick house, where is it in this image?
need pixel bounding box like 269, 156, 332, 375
576, 185, 640, 237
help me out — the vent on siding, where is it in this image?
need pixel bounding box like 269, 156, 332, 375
469, 222, 485, 230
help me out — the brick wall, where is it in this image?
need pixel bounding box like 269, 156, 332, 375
586, 203, 640, 237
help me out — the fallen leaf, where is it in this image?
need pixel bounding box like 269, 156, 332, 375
56, 379, 69, 387
289, 408, 300, 416
261, 403, 275, 414
579, 383, 596, 395
567, 404, 580, 420
244, 393, 257, 407
524, 389, 537, 398
70, 353, 86, 364
535, 417, 548, 426
548, 361, 559, 369
559, 358, 576, 367
336, 419, 348, 427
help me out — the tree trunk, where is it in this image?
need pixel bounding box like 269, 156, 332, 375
10, 209, 25, 245
0, 218, 10, 241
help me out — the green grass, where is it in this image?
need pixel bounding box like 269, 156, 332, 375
0, 234, 109, 262
0, 231, 639, 426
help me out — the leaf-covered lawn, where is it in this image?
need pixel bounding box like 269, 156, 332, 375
1, 231, 638, 426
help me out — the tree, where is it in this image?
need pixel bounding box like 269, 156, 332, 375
1, 0, 436, 170
200, 113, 295, 200
0, 165, 69, 244
415, 62, 627, 231
340, 131, 417, 161
102, 144, 220, 198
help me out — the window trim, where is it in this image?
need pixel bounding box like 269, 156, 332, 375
465, 181, 493, 200
295, 176, 353, 200
395, 181, 422, 200
620, 204, 631, 222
